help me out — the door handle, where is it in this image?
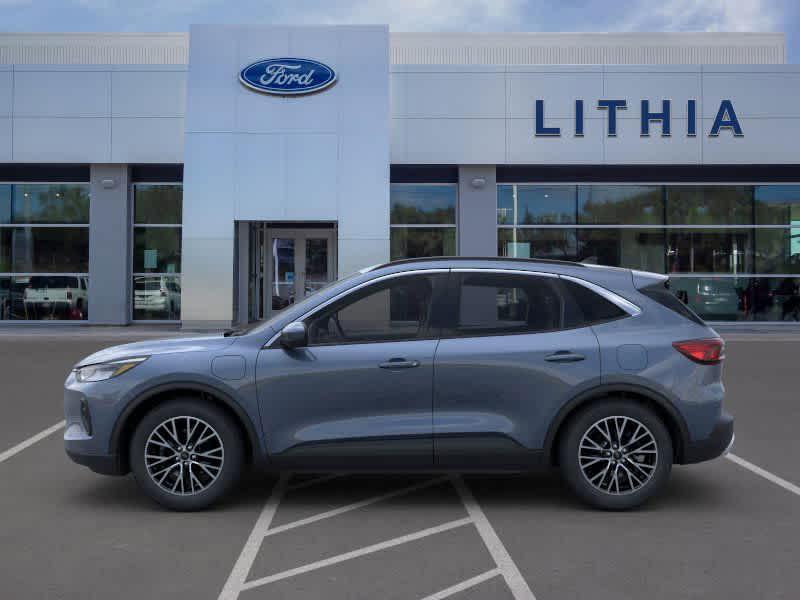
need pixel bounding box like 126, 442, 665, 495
545, 351, 585, 363
378, 358, 420, 369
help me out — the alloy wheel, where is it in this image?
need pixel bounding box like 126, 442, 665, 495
578, 415, 658, 495
144, 416, 225, 496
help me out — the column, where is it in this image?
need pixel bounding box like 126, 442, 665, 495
88, 164, 131, 325
457, 166, 497, 257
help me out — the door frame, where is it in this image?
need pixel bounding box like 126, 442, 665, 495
264, 227, 337, 318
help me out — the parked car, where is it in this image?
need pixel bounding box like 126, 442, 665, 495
133, 276, 180, 319
64, 258, 732, 511
24, 275, 88, 320
670, 277, 740, 321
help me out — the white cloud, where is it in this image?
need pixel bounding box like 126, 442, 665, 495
621, 0, 780, 32
280, 0, 524, 31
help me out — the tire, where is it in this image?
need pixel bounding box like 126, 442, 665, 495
558, 400, 673, 510
130, 398, 245, 511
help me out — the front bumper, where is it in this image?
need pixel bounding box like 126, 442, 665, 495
65, 447, 126, 475
681, 411, 734, 464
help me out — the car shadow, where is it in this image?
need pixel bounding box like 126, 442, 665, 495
73, 465, 728, 513
70, 470, 281, 512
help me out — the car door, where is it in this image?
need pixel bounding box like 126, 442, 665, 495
255, 270, 449, 469
433, 269, 602, 469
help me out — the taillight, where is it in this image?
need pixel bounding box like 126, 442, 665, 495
67, 290, 73, 300
160, 289, 167, 297
672, 339, 725, 364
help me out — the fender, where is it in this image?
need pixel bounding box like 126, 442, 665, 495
108, 381, 264, 464
542, 383, 691, 462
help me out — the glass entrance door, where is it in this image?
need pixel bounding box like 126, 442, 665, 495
266, 228, 336, 316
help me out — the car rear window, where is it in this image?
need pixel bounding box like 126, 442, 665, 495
29, 276, 78, 288
640, 280, 706, 326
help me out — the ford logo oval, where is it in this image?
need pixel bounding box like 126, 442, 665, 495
239, 58, 337, 96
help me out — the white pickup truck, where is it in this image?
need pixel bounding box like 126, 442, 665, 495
23, 275, 88, 320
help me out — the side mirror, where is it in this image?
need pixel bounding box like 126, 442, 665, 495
280, 321, 307, 349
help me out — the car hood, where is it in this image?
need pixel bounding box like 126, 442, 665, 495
75, 335, 236, 367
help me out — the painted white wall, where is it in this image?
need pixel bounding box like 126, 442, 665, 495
0, 58, 797, 168
391, 63, 800, 165
180, 24, 390, 327
0, 64, 185, 163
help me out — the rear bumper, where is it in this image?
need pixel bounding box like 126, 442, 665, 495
681, 411, 734, 464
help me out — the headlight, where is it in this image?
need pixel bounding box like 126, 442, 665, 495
74, 357, 149, 383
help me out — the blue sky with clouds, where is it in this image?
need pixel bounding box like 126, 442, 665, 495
2, 0, 798, 62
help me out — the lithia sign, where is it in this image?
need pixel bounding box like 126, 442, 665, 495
535, 99, 743, 138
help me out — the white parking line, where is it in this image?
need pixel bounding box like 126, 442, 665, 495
218, 473, 289, 600
0, 420, 65, 465
726, 453, 800, 497
419, 568, 501, 600
452, 475, 537, 600
263, 476, 450, 538
240, 517, 473, 591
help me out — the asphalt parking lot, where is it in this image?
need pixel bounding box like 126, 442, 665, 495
1, 328, 800, 599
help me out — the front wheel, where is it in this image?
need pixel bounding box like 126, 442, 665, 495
130, 399, 244, 511
558, 400, 673, 510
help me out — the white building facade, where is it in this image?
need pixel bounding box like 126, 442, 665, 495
1, 28, 799, 326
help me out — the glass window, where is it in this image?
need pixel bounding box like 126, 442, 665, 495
1, 227, 89, 273
640, 280, 705, 325
498, 185, 575, 225
0, 183, 90, 321
133, 275, 181, 320
390, 227, 455, 260
760, 277, 800, 321
0, 185, 10, 224
668, 277, 749, 321
390, 184, 457, 260
498, 228, 577, 261
666, 186, 752, 225
495, 183, 800, 322
306, 274, 438, 345
755, 228, 800, 274
560, 279, 627, 326
578, 229, 665, 272
134, 185, 182, 225
578, 185, 663, 225
390, 184, 456, 225
0, 274, 89, 321
667, 229, 753, 274
453, 272, 563, 336
1, 184, 89, 224
133, 227, 181, 273
132, 184, 182, 320
754, 185, 800, 225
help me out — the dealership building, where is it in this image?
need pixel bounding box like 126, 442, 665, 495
0, 27, 799, 327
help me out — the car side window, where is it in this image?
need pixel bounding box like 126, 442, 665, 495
559, 279, 627, 327
306, 274, 440, 346
452, 272, 563, 336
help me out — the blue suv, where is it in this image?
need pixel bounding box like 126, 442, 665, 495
64, 258, 733, 510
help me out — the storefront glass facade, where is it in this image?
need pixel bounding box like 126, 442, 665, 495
498, 184, 800, 321
390, 184, 457, 260
0, 183, 90, 320
131, 184, 182, 321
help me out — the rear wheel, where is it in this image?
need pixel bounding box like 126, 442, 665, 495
130, 399, 244, 511
558, 400, 673, 510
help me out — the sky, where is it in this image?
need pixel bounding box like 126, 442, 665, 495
0, 0, 797, 62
